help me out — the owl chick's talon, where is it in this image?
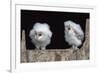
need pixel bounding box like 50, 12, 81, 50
72, 45, 78, 50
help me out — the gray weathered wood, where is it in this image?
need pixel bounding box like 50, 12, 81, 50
21, 30, 28, 62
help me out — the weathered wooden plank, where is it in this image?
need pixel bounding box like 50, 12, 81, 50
21, 30, 28, 62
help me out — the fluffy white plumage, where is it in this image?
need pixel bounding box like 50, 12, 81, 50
64, 20, 84, 49
29, 23, 52, 50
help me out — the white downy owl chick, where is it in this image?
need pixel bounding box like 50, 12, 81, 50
29, 23, 52, 50
64, 20, 84, 50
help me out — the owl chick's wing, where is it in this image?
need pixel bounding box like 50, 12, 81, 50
29, 29, 35, 40
73, 24, 84, 41
47, 30, 52, 38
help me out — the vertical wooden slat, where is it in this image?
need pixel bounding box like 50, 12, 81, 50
21, 30, 27, 62
76, 19, 90, 60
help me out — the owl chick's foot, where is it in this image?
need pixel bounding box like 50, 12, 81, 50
72, 45, 79, 50
41, 46, 46, 50
35, 46, 40, 50
35, 48, 40, 50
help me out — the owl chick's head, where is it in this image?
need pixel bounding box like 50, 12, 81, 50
64, 20, 84, 41
64, 21, 74, 32
30, 22, 52, 42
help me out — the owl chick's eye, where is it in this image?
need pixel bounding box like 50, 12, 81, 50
38, 33, 42, 36
68, 27, 71, 30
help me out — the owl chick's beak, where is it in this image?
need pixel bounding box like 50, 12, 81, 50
38, 36, 42, 40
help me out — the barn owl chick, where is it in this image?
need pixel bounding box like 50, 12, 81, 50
64, 20, 84, 50
29, 23, 52, 50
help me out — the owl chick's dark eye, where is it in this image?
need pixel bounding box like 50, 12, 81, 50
68, 27, 71, 30
38, 33, 42, 36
